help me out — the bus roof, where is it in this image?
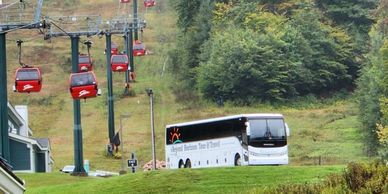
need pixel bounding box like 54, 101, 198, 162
166, 113, 284, 128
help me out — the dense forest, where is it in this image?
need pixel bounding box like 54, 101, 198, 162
169, 0, 387, 160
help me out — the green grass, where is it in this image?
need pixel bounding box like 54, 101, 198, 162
18, 165, 344, 194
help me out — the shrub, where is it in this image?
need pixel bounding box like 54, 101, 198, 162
343, 162, 372, 192
270, 161, 387, 193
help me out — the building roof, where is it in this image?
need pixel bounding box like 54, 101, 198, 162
166, 113, 284, 128
0, 157, 24, 186
33, 138, 50, 148
9, 133, 47, 151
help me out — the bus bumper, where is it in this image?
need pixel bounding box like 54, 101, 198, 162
248, 156, 289, 165
248, 146, 289, 165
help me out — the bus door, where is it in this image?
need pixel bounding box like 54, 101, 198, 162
241, 121, 249, 163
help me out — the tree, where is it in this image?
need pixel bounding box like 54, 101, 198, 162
315, 0, 379, 53
356, 0, 388, 157
290, 9, 356, 94
197, 26, 292, 104
169, 0, 217, 100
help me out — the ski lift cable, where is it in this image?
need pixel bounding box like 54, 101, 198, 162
6, 31, 44, 43
116, 0, 121, 17
83, 40, 93, 67
7, 25, 47, 41
48, 20, 72, 37
16, 39, 25, 67
0, 0, 20, 10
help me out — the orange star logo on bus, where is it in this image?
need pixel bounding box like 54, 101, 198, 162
170, 128, 182, 144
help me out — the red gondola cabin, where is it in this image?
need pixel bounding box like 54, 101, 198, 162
120, 0, 130, 3
13, 67, 42, 93
111, 54, 129, 72
69, 72, 101, 100
144, 0, 156, 7
133, 40, 146, 56
78, 54, 93, 72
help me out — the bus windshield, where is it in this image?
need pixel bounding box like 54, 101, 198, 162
249, 119, 285, 140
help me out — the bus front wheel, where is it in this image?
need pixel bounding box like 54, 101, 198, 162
234, 154, 241, 166
185, 159, 191, 168
179, 160, 185, 168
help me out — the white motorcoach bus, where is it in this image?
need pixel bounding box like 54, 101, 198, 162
165, 114, 290, 169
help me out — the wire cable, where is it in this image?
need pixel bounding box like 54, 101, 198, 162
0, 0, 19, 10
48, 20, 71, 37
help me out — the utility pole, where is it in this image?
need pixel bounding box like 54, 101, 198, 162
146, 89, 156, 170
119, 114, 130, 174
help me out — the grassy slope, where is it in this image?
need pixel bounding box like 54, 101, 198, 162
6, 0, 370, 192
19, 165, 343, 194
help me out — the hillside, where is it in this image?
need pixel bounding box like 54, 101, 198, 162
4, 0, 369, 173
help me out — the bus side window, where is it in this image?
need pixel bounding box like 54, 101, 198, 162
285, 123, 290, 136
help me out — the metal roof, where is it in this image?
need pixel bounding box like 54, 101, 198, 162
0, 158, 25, 187
33, 138, 50, 148
166, 113, 284, 128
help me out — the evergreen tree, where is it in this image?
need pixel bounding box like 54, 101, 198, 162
357, 0, 388, 157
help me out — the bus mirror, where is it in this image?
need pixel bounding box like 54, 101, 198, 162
245, 122, 251, 136
285, 123, 290, 136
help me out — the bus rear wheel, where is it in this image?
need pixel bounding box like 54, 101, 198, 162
234, 154, 241, 166
185, 159, 191, 168
178, 160, 185, 169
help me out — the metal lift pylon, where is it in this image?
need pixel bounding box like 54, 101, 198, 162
0, 0, 45, 165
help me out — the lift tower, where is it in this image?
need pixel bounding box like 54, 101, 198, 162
0, 0, 45, 164
101, 14, 146, 145
45, 15, 101, 176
